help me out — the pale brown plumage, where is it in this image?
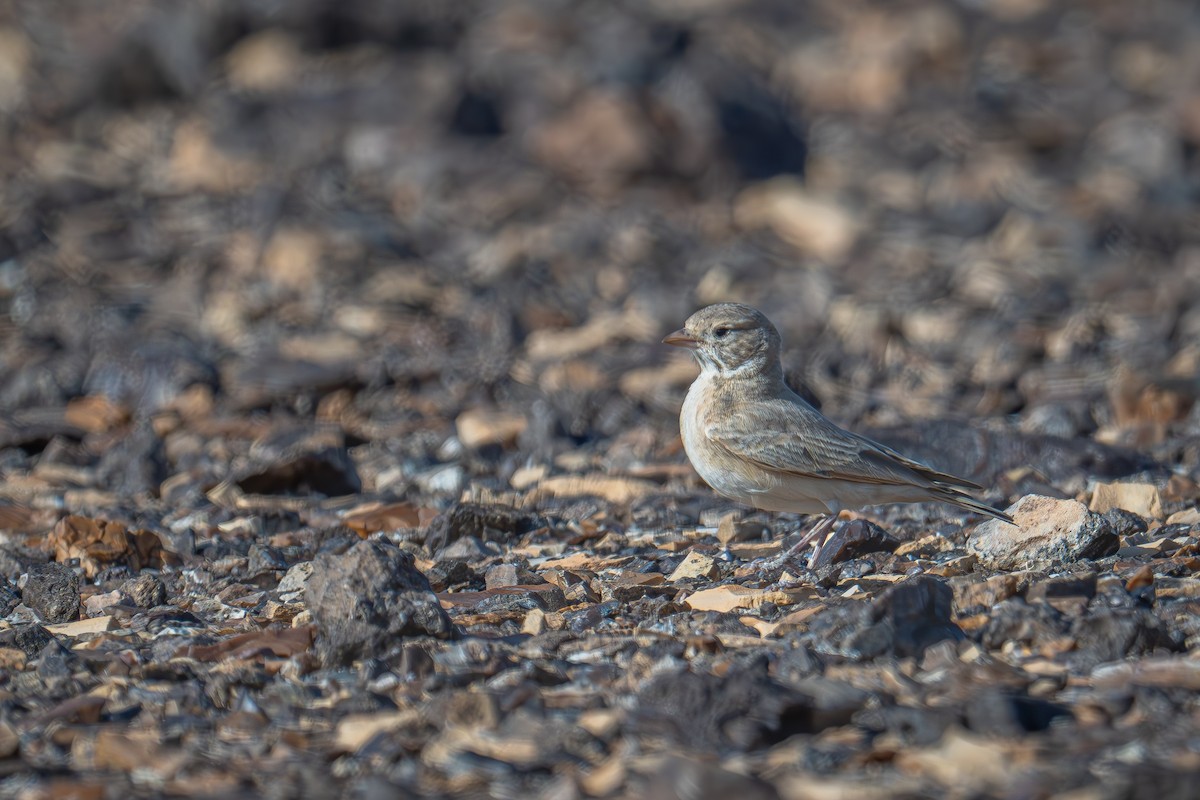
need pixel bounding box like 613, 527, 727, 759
664, 304, 1013, 548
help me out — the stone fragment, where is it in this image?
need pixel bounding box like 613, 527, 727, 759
46, 616, 118, 637
534, 91, 652, 191
456, 408, 527, 449
342, 502, 434, 536
1089, 482, 1163, 519
424, 503, 540, 554
968, 495, 1118, 570
84, 590, 123, 617
47, 515, 165, 579
685, 584, 817, 613
277, 561, 314, 595
23, 562, 80, 623
306, 540, 456, 666
1103, 507, 1149, 539
668, 551, 719, 582
845, 576, 963, 659
0, 623, 54, 658
0, 574, 19, 616
811, 519, 900, 569
951, 574, 1022, 616
120, 574, 167, 608
716, 513, 770, 545
64, 395, 130, 433
484, 563, 521, 589
634, 662, 867, 751
1166, 507, 1200, 526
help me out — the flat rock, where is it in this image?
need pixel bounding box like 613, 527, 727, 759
968, 495, 1118, 570
1089, 482, 1163, 519
669, 551, 719, 581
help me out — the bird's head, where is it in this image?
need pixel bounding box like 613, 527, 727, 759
663, 303, 783, 377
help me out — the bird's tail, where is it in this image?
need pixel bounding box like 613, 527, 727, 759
935, 487, 1015, 525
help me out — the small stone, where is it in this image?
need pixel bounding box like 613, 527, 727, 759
485, 563, 521, 589
424, 503, 540, 553
0, 575, 19, 616
120, 574, 166, 608
716, 513, 770, 545
968, 495, 1118, 570
669, 551, 719, 582
1166, 508, 1200, 526
951, 574, 1023, 615
1104, 507, 1149, 539
84, 590, 123, 617
811, 519, 900, 569
306, 540, 456, 666
23, 562, 80, 623
438, 536, 501, 562
1089, 482, 1163, 519
456, 408, 527, 449
278, 561, 315, 595
845, 576, 963, 659
522, 607, 546, 635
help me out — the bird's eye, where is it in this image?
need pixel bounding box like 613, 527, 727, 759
713, 327, 730, 338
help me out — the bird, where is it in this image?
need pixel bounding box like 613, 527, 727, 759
663, 303, 1014, 562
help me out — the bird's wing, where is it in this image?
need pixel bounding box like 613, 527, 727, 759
704, 396, 981, 491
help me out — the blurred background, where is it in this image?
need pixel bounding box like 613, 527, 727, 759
1, 0, 1199, 501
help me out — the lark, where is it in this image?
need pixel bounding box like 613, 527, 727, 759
664, 303, 1013, 562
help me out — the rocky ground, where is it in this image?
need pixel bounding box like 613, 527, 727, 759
1, 0, 1200, 798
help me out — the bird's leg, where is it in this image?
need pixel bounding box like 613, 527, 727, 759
781, 514, 837, 564
751, 514, 837, 577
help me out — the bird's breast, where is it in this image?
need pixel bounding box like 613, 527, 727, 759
679, 376, 761, 503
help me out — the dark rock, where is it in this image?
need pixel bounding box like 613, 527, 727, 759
854, 705, 954, 747
23, 562, 81, 623
810, 519, 900, 569
424, 503, 540, 553
634, 659, 866, 752
35, 638, 80, 681
247, 543, 289, 575
845, 576, 963, 659
980, 599, 1071, 651
1104, 507, 1150, 539
424, 559, 475, 591
0, 574, 19, 615
1028, 572, 1098, 601
95, 421, 167, 496
473, 585, 567, 614
1068, 608, 1183, 669
964, 691, 1073, 736
306, 540, 456, 666
236, 446, 361, 497
0, 623, 55, 658
437, 536, 501, 562
119, 574, 167, 608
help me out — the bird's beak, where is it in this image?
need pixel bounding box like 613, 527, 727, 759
662, 329, 699, 349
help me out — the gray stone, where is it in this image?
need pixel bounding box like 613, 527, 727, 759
0, 575, 19, 616
120, 573, 166, 608
306, 540, 456, 667
23, 563, 80, 623
968, 495, 1118, 570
